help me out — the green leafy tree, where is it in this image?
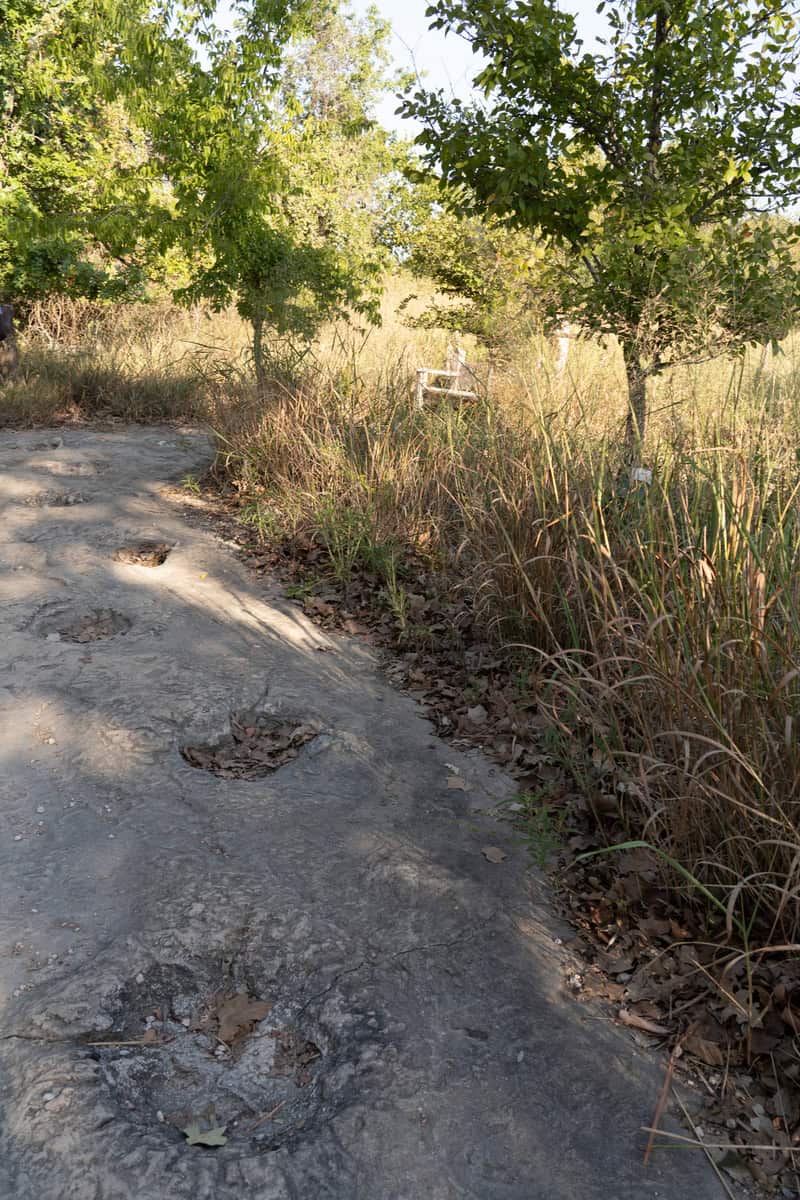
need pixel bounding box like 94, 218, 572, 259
402, 0, 800, 445
261, 2, 405, 372
0, 0, 155, 306
395, 187, 550, 369
2, 0, 404, 387
125, 0, 398, 390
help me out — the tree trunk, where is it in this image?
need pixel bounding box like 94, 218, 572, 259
0, 303, 19, 382
252, 315, 267, 397
622, 344, 647, 452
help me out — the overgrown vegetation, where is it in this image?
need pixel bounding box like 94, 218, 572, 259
214, 311, 800, 948
13, 288, 799, 953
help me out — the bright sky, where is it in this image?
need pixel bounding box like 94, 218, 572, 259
215, 0, 608, 135
349, 0, 608, 134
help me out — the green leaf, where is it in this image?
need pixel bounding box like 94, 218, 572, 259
722, 158, 738, 184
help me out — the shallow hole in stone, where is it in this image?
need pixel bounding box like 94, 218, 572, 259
35, 606, 132, 643
112, 540, 172, 567
83, 962, 348, 1152
25, 490, 87, 507
30, 459, 108, 476
181, 710, 320, 779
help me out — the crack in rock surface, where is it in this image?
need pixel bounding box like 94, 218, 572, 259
0, 428, 725, 1200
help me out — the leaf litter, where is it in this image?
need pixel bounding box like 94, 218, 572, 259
181, 712, 319, 779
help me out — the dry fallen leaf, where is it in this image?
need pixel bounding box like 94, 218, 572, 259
182, 1121, 227, 1147
216, 992, 272, 1044
482, 846, 508, 863
618, 1007, 670, 1036
683, 1033, 726, 1066
447, 775, 468, 790
305, 596, 334, 617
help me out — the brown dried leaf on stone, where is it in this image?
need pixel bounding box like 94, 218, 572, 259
637, 916, 672, 939
482, 846, 508, 864
182, 1120, 228, 1147
182, 715, 318, 779
749, 1026, 783, 1055
447, 775, 468, 790
215, 991, 272, 1045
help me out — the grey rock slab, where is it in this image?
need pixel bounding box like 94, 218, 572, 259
0, 427, 723, 1199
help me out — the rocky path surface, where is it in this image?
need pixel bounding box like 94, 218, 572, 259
0, 428, 722, 1199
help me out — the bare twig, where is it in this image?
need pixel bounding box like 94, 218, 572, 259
86, 1037, 172, 1047
670, 1091, 738, 1200
643, 1124, 785, 1155
244, 1099, 287, 1132
644, 1021, 697, 1166
643, 1049, 677, 1165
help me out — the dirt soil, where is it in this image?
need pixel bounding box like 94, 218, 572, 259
0, 426, 726, 1199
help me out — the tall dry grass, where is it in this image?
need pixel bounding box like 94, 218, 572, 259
0, 298, 253, 425
217, 299, 800, 945
4, 283, 800, 944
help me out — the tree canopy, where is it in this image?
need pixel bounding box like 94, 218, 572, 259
395, 187, 547, 368
401, 0, 800, 442
0, 0, 157, 304
1, 0, 404, 387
